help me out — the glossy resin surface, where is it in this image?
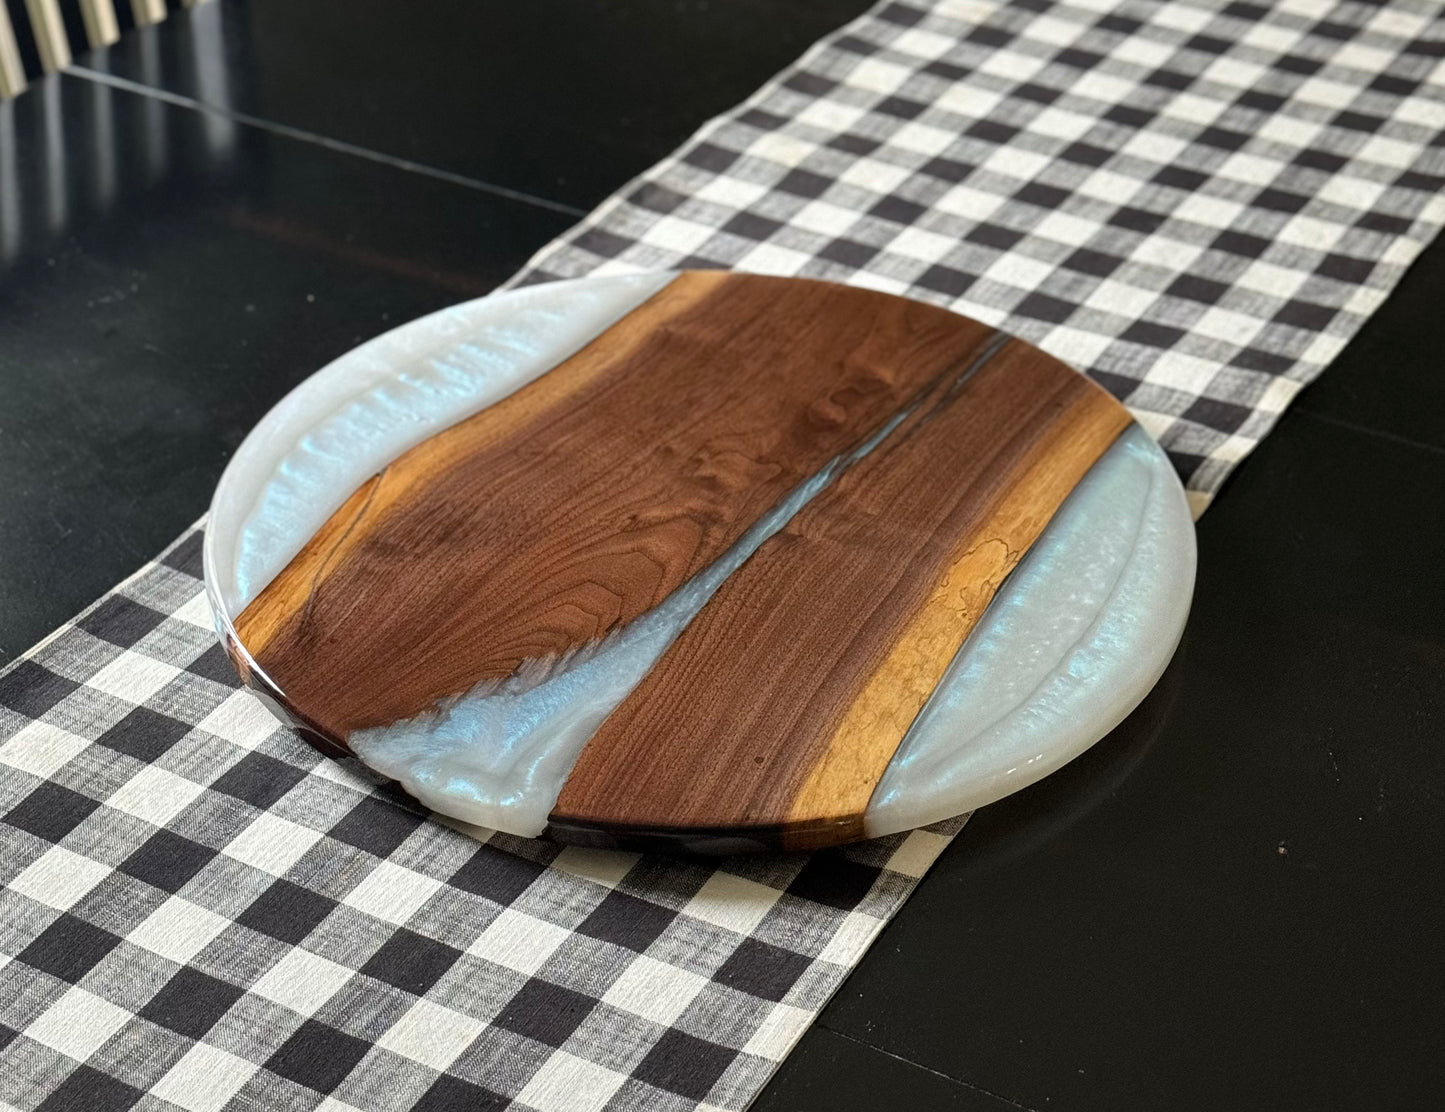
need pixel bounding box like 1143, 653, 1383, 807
205, 273, 1195, 849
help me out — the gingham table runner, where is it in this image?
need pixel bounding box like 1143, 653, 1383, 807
512, 0, 1445, 515
3, 1, 1444, 1110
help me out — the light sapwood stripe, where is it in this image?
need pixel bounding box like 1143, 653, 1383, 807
550, 342, 1131, 846
235, 273, 997, 743
785, 385, 1131, 834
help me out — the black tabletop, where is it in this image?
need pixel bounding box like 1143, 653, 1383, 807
2, 3, 1442, 1109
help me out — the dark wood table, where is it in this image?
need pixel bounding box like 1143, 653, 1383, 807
2, 3, 1441, 1108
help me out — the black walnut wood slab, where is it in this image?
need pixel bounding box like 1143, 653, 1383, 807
551, 339, 1130, 848
229, 272, 1134, 849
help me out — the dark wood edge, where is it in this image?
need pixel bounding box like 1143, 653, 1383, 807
543, 813, 862, 855
222, 630, 352, 759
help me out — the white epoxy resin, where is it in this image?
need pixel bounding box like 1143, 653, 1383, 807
204, 272, 675, 617
864, 423, 1194, 837
205, 275, 1196, 843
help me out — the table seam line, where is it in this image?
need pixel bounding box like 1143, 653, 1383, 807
815, 1025, 1047, 1111
63, 65, 592, 220
1293, 408, 1445, 459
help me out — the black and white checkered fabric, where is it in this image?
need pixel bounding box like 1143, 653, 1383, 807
4, 1, 1445, 1110
1, 532, 961, 1111
510, 0, 1445, 513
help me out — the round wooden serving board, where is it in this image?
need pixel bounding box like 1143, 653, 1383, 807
205, 272, 1195, 852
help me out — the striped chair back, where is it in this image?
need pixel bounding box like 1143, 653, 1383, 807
2, 0, 212, 100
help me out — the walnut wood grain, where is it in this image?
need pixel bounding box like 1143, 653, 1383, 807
234, 272, 998, 743
549, 338, 1132, 848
